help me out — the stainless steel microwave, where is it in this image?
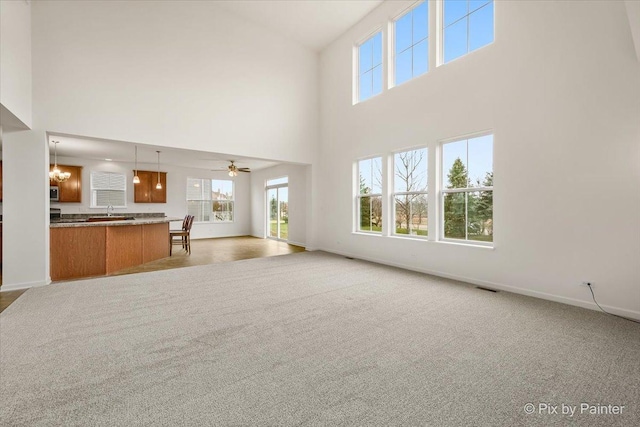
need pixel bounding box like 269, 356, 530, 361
50, 186, 59, 202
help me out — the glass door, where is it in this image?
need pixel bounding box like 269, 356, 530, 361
268, 188, 278, 238
277, 187, 288, 240
266, 178, 289, 241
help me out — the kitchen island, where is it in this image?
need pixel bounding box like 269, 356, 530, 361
50, 217, 181, 281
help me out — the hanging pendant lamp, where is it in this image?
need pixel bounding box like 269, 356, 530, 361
49, 141, 71, 183
155, 151, 162, 190
133, 145, 140, 184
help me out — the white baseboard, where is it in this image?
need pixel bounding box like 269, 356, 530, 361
321, 248, 640, 321
191, 233, 250, 240
1, 279, 49, 292
287, 240, 306, 249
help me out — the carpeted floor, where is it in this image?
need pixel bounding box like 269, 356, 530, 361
1, 251, 638, 426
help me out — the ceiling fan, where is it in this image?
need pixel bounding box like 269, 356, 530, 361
213, 160, 250, 177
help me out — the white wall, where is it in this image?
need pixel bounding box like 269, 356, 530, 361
2, 130, 49, 290
0, 0, 32, 128
318, 1, 640, 317
51, 156, 251, 239
31, 0, 319, 164
250, 164, 310, 248
2, 0, 322, 289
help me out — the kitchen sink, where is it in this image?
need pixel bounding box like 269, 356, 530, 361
86, 216, 134, 222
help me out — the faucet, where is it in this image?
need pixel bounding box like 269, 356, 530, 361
107, 204, 114, 217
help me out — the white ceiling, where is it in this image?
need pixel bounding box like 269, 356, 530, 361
217, 0, 383, 51
48, 134, 280, 172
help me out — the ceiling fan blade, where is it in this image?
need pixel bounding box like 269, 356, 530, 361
238, 168, 251, 173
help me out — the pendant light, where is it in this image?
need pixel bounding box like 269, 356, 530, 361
133, 145, 140, 184
155, 151, 162, 190
49, 141, 71, 183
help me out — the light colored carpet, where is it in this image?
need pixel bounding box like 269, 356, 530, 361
1, 251, 638, 426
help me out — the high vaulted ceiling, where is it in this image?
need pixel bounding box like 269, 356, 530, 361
217, 0, 383, 51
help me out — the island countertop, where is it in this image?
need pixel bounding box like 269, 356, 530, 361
50, 217, 183, 228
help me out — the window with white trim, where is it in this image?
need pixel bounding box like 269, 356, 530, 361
441, 134, 493, 244
90, 171, 126, 208
393, 148, 428, 236
357, 31, 383, 102
187, 178, 234, 222
443, 0, 494, 63
393, 1, 428, 86
357, 157, 383, 232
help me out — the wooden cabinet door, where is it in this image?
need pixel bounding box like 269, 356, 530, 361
58, 165, 82, 203
150, 172, 167, 203
134, 171, 153, 203
134, 170, 167, 203
50, 165, 82, 203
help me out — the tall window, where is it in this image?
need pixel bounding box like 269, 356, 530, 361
443, 0, 494, 63
441, 134, 493, 243
394, 1, 428, 86
90, 171, 126, 207
393, 148, 428, 236
187, 178, 234, 222
357, 157, 383, 233
357, 31, 383, 102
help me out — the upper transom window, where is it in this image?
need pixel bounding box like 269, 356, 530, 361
357, 31, 383, 102
394, 1, 429, 86
443, 0, 494, 63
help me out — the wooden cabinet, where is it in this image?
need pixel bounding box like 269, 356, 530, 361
50, 222, 169, 280
50, 165, 82, 203
133, 170, 167, 203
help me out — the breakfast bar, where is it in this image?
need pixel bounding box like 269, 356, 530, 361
50, 217, 180, 281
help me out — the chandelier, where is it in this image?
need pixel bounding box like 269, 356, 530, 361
49, 141, 71, 183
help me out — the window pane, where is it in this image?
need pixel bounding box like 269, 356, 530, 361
372, 157, 383, 194
371, 195, 382, 231
469, 0, 491, 14
469, 1, 494, 52
359, 70, 373, 101
359, 196, 372, 231
188, 200, 211, 222
444, 17, 468, 63
396, 12, 412, 53
443, 192, 466, 239
468, 190, 492, 242
443, 140, 468, 189
359, 159, 372, 194
413, 1, 428, 42
267, 176, 288, 186
213, 200, 233, 222
395, 196, 410, 234
359, 38, 372, 74
394, 148, 427, 192
212, 179, 233, 200
444, 0, 468, 27
410, 195, 428, 236
395, 48, 412, 85
467, 134, 493, 187
372, 32, 382, 67
413, 39, 428, 76
372, 65, 382, 96
396, 195, 428, 236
